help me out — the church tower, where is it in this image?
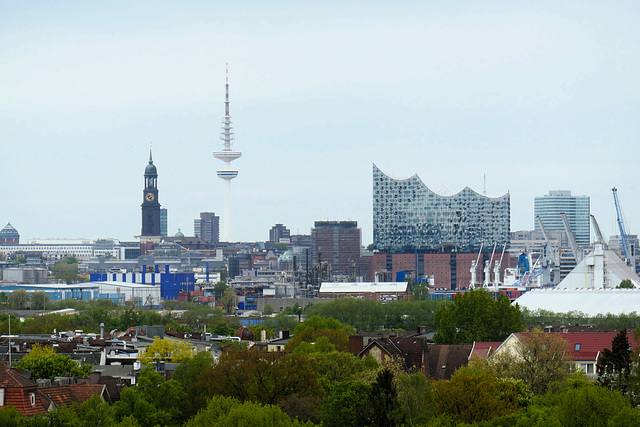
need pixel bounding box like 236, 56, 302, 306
141, 150, 161, 236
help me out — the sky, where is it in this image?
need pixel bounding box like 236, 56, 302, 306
1, 1, 639, 245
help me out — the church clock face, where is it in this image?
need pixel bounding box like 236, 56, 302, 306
145, 192, 155, 202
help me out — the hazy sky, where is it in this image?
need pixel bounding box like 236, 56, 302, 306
2, 1, 639, 244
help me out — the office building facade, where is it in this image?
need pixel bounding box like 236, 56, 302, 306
373, 164, 510, 252
194, 212, 220, 244
311, 221, 362, 278
534, 191, 590, 247
269, 224, 291, 243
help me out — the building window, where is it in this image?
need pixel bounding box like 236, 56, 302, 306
575, 343, 581, 351
587, 364, 594, 374
30, 393, 35, 406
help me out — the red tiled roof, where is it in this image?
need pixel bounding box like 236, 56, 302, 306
43, 384, 105, 407
0, 367, 51, 416
469, 342, 503, 359
516, 332, 638, 362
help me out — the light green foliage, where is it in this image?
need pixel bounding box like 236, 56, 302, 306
137, 337, 194, 363
470, 329, 573, 395
287, 316, 354, 352
293, 336, 336, 354
395, 370, 435, 425
435, 367, 525, 424
434, 289, 523, 344
0, 405, 25, 427
305, 297, 445, 331
34, 394, 116, 427
308, 352, 378, 386
555, 381, 628, 427
186, 395, 312, 427
16, 343, 92, 380
51, 256, 84, 284
263, 303, 275, 315
221, 288, 237, 313
114, 365, 189, 426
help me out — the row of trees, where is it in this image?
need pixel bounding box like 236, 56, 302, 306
4, 327, 640, 426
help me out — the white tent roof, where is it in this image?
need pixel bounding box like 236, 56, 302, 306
515, 288, 640, 316
319, 282, 408, 293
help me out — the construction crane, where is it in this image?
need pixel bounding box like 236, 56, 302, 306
590, 214, 607, 246
470, 243, 483, 288
484, 243, 497, 287
561, 212, 584, 265
493, 243, 507, 287
612, 187, 632, 264
536, 215, 559, 285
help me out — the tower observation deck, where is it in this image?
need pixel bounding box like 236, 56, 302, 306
213, 64, 242, 242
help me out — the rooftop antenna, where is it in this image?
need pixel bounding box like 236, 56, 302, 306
483, 174, 486, 195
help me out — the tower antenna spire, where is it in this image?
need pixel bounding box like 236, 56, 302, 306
214, 62, 242, 242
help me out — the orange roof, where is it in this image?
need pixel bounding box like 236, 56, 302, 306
0, 368, 51, 416
43, 384, 106, 407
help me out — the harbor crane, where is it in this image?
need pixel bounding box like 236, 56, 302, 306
561, 212, 584, 265
612, 187, 634, 266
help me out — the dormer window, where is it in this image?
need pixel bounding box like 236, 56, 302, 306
575, 343, 581, 351
30, 393, 35, 406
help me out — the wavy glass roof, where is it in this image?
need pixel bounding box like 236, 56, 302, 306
373, 164, 509, 252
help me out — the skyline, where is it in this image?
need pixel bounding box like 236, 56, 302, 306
2, 1, 639, 244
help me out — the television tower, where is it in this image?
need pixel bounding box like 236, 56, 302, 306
214, 63, 242, 242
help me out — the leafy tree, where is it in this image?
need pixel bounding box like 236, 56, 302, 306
263, 303, 275, 315
307, 351, 378, 386
221, 288, 237, 313
172, 352, 216, 416
305, 297, 385, 331
434, 289, 523, 344
8, 289, 30, 309
618, 279, 634, 289
293, 336, 336, 354
0, 405, 25, 427
185, 395, 310, 427
263, 313, 299, 334
286, 316, 354, 352
273, 242, 288, 251
114, 365, 188, 426
322, 380, 371, 427
31, 291, 49, 310
553, 378, 630, 427
213, 281, 228, 299
435, 367, 526, 424
471, 329, 573, 395
16, 343, 92, 380
203, 348, 321, 405
366, 368, 404, 427
598, 328, 633, 393
14, 255, 26, 264
52, 256, 83, 284
412, 282, 429, 301
395, 370, 435, 425
137, 337, 194, 363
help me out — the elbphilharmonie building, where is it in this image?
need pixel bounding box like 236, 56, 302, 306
373, 164, 510, 252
